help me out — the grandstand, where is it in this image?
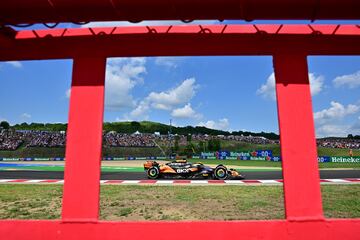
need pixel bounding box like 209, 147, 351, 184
0, 122, 360, 157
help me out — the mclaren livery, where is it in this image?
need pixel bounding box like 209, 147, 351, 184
144, 160, 245, 180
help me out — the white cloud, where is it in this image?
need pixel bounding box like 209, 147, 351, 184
155, 57, 181, 68
256, 73, 276, 100
5, 61, 22, 68
314, 101, 360, 137
105, 58, 146, 110
333, 70, 360, 89
315, 121, 360, 137
171, 104, 201, 119
309, 73, 324, 96
81, 20, 218, 28
198, 118, 230, 130
65, 89, 71, 98
129, 78, 199, 120
257, 72, 324, 100
350, 117, 360, 134
20, 113, 31, 122
21, 113, 31, 119
148, 78, 198, 110
316, 124, 351, 137
115, 114, 147, 122
66, 58, 146, 111
314, 101, 359, 124
130, 100, 150, 119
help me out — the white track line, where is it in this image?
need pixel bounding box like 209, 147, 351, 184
156, 180, 174, 184
258, 180, 281, 184
0, 179, 15, 182
190, 180, 209, 184
121, 180, 140, 184
25, 180, 43, 183
225, 180, 245, 184
324, 179, 349, 183
0, 179, 359, 185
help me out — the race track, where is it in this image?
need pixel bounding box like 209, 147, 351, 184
0, 169, 359, 180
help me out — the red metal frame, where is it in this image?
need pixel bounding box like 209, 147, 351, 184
62, 57, 106, 222
1, 25, 360, 60
0, 0, 359, 24
0, 24, 359, 239
274, 54, 323, 221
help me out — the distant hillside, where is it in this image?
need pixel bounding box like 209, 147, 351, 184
11, 121, 280, 140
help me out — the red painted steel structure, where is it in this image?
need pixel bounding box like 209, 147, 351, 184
0, 0, 360, 24
0, 8, 360, 240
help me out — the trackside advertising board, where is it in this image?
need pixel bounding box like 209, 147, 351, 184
0, 156, 176, 161
201, 150, 273, 160
0, 155, 359, 163
199, 152, 360, 163
330, 156, 360, 163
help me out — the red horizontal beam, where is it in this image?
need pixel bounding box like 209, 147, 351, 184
13, 24, 360, 39
1, 25, 360, 61
0, 219, 359, 240
0, 0, 359, 25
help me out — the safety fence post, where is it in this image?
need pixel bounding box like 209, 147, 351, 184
61, 57, 106, 222
274, 53, 324, 220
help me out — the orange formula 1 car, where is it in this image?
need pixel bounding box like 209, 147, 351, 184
144, 159, 245, 180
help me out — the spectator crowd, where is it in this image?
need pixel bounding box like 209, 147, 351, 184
317, 138, 360, 149
1, 129, 359, 151
0, 131, 24, 150
104, 132, 156, 147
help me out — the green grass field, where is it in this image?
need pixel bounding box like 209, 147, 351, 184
0, 184, 359, 220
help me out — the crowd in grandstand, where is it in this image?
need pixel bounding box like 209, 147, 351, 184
189, 134, 277, 144
27, 131, 66, 147
1, 129, 360, 151
221, 134, 277, 145
104, 132, 156, 147
317, 138, 360, 149
0, 131, 23, 150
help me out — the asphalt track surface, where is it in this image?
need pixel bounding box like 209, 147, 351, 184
0, 170, 359, 180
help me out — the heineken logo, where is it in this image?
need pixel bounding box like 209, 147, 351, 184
331, 157, 360, 163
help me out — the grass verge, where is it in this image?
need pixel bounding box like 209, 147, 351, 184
0, 184, 359, 220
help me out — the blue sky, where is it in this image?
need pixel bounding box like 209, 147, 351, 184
1, 20, 360, 137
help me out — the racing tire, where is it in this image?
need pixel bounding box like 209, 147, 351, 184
213, 165, 228, 180
147, 166, 160, 179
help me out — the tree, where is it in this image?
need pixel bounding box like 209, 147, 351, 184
214, 139, 221, 151
347, 134, 354, 139
186, 134, 192, 143
0, 121, 10, 129
174, 135, 180, 152
131, 121, 140, 128
184, 143, 195, 157
197, 141, 206, 153
208, 139, 221, 151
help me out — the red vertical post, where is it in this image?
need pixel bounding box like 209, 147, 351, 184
62, 57, 106, 222
273, 53, 324, 221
